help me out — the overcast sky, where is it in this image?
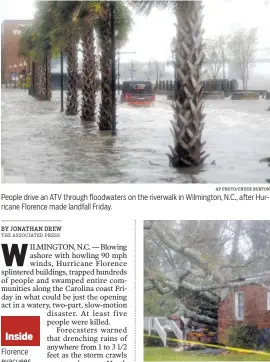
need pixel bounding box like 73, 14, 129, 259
1, 0, 270, 62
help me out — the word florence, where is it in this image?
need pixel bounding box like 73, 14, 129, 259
1, 202, 112, 211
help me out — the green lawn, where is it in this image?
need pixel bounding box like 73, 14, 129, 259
144, 348, 270, 361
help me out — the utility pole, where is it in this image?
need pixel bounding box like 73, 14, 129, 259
45, 52, 48, 100
117, 56, 120, 95
110, 1, 116, 136
60, 51, 64, 112
129, 60, 136, 80
116, 51, 136, 94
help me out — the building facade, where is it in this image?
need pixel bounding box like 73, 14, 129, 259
1, 20, 32, 83
218, 283, 270, 344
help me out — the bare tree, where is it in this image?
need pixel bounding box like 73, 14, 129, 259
218, 35, 229, 80
227, 28, 258, 90
204, 36, 229, 82
204, 39, 223, 83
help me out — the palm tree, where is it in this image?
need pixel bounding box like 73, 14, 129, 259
71, 1, 105, 122
133, 1, 208, 167
19, 26, 37, 95
81, 28, 96, 121
97, 1, 133, 130
25, 1, 131, 122
70, 1, 132, 127
45, 1, 104, 118
19, 24, 52, 101
41, 1, 81, 115
97, 2, 112, 130
20, 1, 68, 102
65, 32, 79, 115
33, 2, 54, 101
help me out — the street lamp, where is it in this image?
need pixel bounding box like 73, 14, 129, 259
13, 64, 17, 88
9, 65, 12, 88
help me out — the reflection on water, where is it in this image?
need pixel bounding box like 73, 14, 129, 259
1, 90, 270, 183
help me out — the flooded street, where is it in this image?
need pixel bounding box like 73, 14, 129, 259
1, 90, 270, 183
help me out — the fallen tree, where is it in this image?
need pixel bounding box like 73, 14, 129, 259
144, 221, 270, 329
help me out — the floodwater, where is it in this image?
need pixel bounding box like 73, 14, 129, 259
1, 90, 270, 183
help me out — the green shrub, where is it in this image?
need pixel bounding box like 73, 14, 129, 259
23, 75, 31, 89
144, 329, 163, 347
228, 324, 259, 349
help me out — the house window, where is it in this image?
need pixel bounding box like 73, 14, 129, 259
267, 292, 270, 310
235, 291, 244, 320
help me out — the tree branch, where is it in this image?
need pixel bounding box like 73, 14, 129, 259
153, 222, 224, 282
175, 301, 218, 326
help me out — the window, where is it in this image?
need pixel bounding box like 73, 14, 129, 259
235, 291, 244, 320
267, 291, 270, 310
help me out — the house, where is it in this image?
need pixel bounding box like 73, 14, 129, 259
218, 273, 270, 344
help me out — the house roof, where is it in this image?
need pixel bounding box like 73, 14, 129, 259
220, 272, 270, 301
230, 271, 270, 288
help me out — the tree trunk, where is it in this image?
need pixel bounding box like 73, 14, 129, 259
230, 221, 241, 265
66, 34, 78, 116
35, 63, 46, 101
168, 1, 208, 167
46, 51, 52, 101
213, 77, 216, 91
42, 51, 52, 101
33, 62, 39, 99
81, 28, 96, 122
175, 300, 218, 327
99, 2, 113, 131
34, 52, 52, 101
31, 61, 36, 97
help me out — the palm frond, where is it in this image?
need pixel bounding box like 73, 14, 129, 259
115, 1, 134, 48
130, 0, 175, 15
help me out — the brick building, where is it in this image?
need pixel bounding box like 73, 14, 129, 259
218, 274, 270, 344
1, 20, 32, 83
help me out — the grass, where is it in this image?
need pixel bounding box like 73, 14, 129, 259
144, 348, 270, 361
